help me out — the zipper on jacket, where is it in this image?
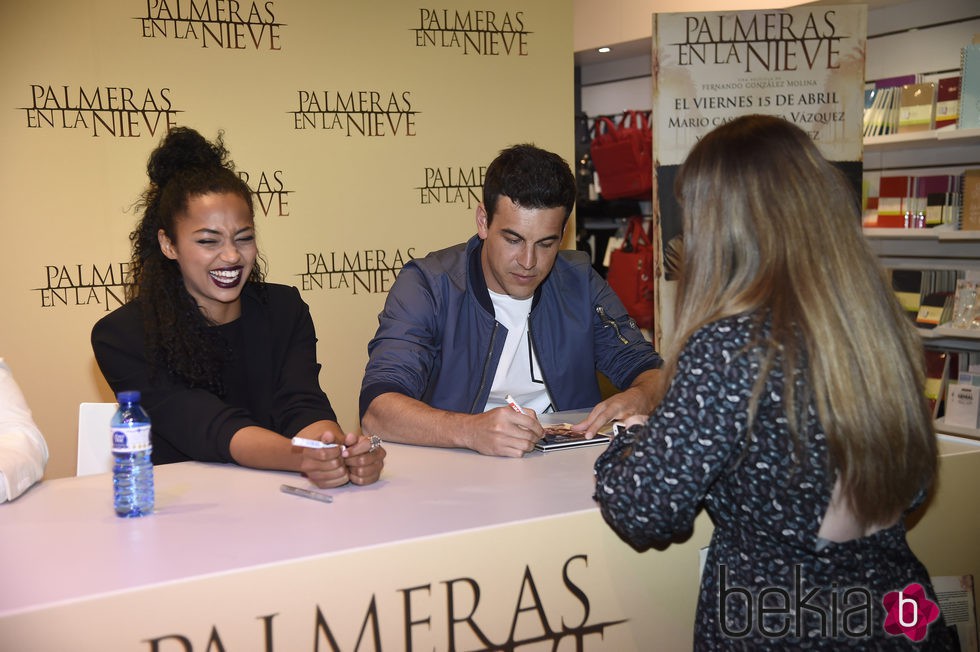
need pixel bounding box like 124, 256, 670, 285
470, 322, 501, 413
596, 305, 629, 344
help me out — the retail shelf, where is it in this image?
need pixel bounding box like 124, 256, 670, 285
918, 326, 980, 352
864, 127, 980, 153
935, 417, 980, 441
864, 228, 980, 270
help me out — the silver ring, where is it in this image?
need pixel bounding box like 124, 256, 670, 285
368, 435, 382, 452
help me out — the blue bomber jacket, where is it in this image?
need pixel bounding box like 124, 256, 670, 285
358, 235, 662, 418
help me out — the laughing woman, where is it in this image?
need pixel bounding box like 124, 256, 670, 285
92, 127, 384, 487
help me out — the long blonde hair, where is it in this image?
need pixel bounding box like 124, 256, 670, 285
667, 115, 935, 528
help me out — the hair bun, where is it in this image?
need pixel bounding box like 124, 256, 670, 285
146, 127, 231, 188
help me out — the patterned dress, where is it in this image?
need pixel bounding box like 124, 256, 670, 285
594, 314, 954, 650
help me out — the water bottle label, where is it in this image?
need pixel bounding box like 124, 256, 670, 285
112, 425, 151, 452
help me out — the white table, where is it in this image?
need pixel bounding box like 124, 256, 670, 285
0, 442, 714, 651
3, 437, 974, 651
1, 443, 600, 613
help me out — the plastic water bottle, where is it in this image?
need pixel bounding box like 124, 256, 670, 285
111, 390, 154, 517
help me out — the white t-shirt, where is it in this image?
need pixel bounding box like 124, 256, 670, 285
484, 290, 553, 414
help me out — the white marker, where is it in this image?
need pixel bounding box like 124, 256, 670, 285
291, 436, 339, 449
505, 394, 526, 415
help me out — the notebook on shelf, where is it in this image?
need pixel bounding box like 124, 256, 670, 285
898, 82, 935, 133
959, 44, 980, 130
935, 76, 961, 129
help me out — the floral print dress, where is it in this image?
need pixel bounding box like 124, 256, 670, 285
594, 313, 954, 650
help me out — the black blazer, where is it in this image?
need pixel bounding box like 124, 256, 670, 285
91, 283, 336, 464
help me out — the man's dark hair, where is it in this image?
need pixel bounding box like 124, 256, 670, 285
482, 144, 576, 226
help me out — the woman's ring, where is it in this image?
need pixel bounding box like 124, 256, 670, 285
368, 435, 382, 453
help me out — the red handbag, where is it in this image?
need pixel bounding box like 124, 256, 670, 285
590, 110, 653, 201
606, 216, 654, 330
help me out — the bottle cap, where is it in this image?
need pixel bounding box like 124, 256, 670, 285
116, 390, 141, 403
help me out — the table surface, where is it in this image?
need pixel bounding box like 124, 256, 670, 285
0, 439, 608, 617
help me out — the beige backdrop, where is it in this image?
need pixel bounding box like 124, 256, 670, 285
0, 0, 573, 479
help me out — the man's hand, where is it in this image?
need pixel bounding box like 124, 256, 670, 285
572, 370, 661, 437
362, 393, 547, 458
461, 406, 544, 457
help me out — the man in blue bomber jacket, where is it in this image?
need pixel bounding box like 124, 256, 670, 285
359, 144, 663, 457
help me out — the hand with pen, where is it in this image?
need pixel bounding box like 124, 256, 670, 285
461, 400, 545, 458
437, 394, 544, 458
358, 392, 545, 459
291, 422, 386, 488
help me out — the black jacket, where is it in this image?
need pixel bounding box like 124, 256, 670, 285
91, 283, 336, 464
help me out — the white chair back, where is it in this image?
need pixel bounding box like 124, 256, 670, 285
76, 402, 117, 476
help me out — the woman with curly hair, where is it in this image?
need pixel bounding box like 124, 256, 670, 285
594, 115, 952, 648
92, 127, 384, 487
